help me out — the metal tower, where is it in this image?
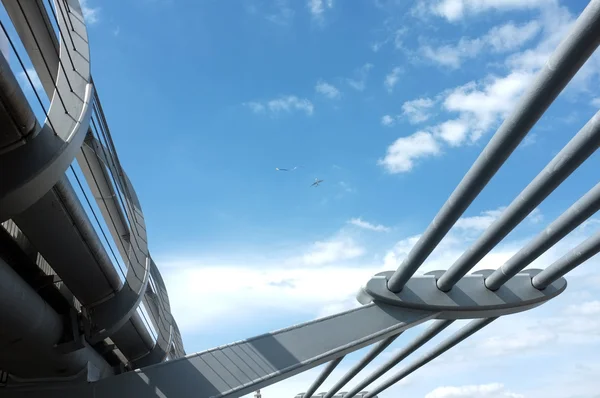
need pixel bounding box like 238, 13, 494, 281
0, 0, 599, 397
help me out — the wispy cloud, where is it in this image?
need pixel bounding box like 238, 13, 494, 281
378, 131, 441, 173
315, 80, 341, 99
381, 114, 396, 127
244, 95, 314, 116
348, 218, 391, 232
303, 235, 365, 265
347, 63, 374, 91
308, 0, 334, 21
455, 207, 543, 231
384, 66, 402, 93
421, 21, 541, 68
80, 0, 100, 25
425, 383, 524, 398
427, 0, 554, 22
402, 97, 436, 124
265, 0, 295, 26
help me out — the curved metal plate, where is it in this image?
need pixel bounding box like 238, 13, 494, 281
358, 269, 566, 319
0, 0, 93, 221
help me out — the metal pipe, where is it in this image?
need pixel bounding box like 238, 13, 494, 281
486, 182, 600, 290
303, 356, 345, 398
0, 255, 112, 380
343, 320, 453, 398
363, 318, 496, 398
386, 0, 600, 293
437, 110, 600, 291
0, 45, 40, 154
532, 230, 600, 289
322, 334, 400, 398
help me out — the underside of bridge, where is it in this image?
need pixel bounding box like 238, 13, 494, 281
0, 0, 599, 397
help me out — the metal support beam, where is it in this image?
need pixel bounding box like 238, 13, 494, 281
342, 320, 453, 398
321, 334, 400, 398
0, 304, 438, 398
532, 231, 600, 289
437, 109, 600, 291
363, 318, 496, 398
386, 0, 600, 293
303, 356, 345, 398
486, 181, 600, 290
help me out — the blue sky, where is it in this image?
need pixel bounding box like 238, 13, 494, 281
11, 0, 600, 396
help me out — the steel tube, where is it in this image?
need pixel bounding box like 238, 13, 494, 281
303, 356, 344, 398
532, 231, 600, 289
363, 318, 496, 398
386, 0, 600, 293
322, 334, 400, 398
343, 320, 453, 398
437, 110, 600, 291
486, 182, 600, 290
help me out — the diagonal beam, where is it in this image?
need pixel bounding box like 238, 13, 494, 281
386, 0, 600, 293
2, 304, 438, 398
343, 320, 453, 398
437, 109, 600, 291
363, 318, 496, 398
485, 181, 600, 290
532, 230, 600, 289
303, 356, 345, 398
322, 334, 400, 398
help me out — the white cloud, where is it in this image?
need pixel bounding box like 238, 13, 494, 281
18, 68, 43, 92
265, 0, 295, 26
315, 80, 341, 99
378, 131, 441, 173
308, 0, 333, 20
432, 118, 470, 146
80, 0, 100, 25
161, 214, 600, 396
245, 95, 314, 116
425, 383, 523, 398
567, 300, 600, 316
348, 218, 391, 232
454, 208, 505, 231
303, 236, 365, 265
429, 0, 555, 22
402, 97, 436, 124
591, 97, 600, 107
347, 63, 374, 91
380, 1, 596, 174
421, 21, 541, 68
381, 114, 396, 126
384, 67, 402, 93
442, 70, 532, 142
454, 206, 544, 231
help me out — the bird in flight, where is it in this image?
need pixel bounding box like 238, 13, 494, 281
310, 178, 324, 187
275, 166, 299, 172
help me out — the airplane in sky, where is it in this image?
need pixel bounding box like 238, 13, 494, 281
310, 178, 324, 187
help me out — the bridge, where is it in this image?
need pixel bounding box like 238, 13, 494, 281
0, 0, 599, 397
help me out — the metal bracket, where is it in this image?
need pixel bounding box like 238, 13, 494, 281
357, 269, 566, 319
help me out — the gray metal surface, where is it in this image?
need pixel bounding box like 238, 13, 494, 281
1, 0, 600, 396
0, 48, 39, 153
321, 335, 399, 398
386, 0, 600, 293
360, 269, 566, 318
532, 230, 600, 289
0, 305, 436, 397
437, 110, 600, 291
342, 320, 453, 398
363, 318, 496, 398
0, 0, 93, 221
485, 181, 600, 290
